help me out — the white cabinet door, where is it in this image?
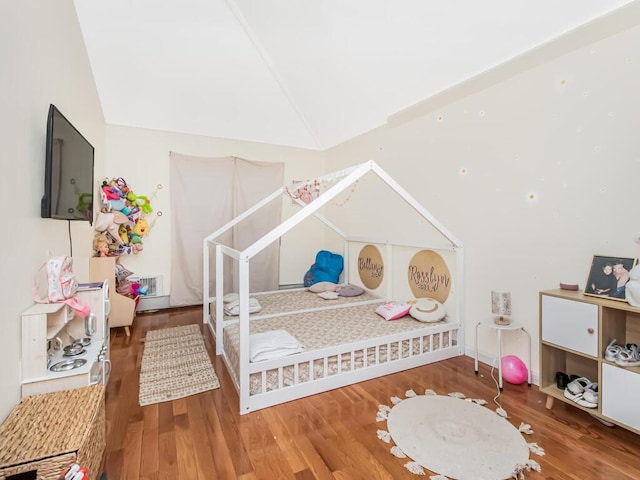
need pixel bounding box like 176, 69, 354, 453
602, 363, 640, 431
541, 295, 598, 357
76, 285, 107, 343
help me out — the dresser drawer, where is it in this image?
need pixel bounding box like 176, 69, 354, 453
602, 363, 640, 430
541, 295, 598, 356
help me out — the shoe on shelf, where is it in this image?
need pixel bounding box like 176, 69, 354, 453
566, 376, 592, 395
615, 345, 640, 367
555, 371, 570, 390
563, 388, 583, 403
577, 383, 598, 408
605, 339, 623, 362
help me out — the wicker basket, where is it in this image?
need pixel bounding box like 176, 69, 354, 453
0, 385, 105, 480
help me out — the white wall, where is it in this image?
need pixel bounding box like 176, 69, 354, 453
325, 23, 640, 379
103, 125, 326, 293
0, 2, 324, 422
0, 1, 105, 421
4, 3, 638, 425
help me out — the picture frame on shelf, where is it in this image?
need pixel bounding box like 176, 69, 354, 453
584, 255, 637, 301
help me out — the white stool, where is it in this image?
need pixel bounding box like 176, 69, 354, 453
474, 317, 532, 390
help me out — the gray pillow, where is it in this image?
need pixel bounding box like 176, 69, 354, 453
338, 284, 364, 297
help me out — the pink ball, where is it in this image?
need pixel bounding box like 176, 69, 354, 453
501, 355, 528, 384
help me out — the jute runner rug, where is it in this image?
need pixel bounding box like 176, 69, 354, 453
139, 324, 220, 406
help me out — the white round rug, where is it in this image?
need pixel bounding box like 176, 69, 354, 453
387, 395, 529, 480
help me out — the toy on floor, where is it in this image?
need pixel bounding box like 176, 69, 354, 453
501, 355, 528, 384
58, 463, 88, 480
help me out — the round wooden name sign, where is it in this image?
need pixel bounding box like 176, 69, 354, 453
407, 250, 451, 303
358, 244, 384, 290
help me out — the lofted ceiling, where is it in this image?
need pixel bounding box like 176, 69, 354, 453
74, 0, 637, 151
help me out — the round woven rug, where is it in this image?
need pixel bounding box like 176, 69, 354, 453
387, 395, 529, 480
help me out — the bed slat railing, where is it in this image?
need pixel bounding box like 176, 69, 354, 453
243, 324, 459, 406
244, 321, 458, 374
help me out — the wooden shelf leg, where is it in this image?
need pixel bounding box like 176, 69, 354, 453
124, 326, 130, 336
545, 395, 555, 410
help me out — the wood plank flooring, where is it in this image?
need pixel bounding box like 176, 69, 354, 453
104, 307, 640, 479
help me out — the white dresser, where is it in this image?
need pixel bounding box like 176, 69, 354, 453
540, 289, 640, 433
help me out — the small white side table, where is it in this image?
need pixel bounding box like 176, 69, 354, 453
474, 317, 532, 390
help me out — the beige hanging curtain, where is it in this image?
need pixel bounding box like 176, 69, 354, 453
169, 153, 284, 307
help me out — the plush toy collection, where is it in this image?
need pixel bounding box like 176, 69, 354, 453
94, 176, 154, 255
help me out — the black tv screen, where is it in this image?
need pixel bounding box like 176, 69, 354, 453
41, 104, 94, 223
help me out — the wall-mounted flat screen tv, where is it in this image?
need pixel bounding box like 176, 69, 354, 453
41, 104, 94, 223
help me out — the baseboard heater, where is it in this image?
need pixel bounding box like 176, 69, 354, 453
136, 295, 171, 312
128, 274, 171, 312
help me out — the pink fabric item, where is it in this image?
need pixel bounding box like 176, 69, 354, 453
375, 301, 411, 321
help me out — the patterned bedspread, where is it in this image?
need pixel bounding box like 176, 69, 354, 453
222, 302, 451, 395
211, 288, 382, 321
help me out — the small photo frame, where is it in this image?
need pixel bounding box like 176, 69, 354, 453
584, 255, 637, 301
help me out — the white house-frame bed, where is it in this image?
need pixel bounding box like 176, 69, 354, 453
203, 160, 464, 414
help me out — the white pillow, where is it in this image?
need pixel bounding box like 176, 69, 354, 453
250, 330, 304, 362
308, 282, 341, 293
375, 301, 411, 321
409, 298, 446, 323
223, 292, 239, 304
318, 291, 339, 300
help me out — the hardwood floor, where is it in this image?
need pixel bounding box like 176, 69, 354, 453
105, 307, 640, 479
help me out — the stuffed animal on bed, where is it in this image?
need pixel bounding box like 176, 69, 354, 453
409, 297, 446, 323
303, 250, 344, 287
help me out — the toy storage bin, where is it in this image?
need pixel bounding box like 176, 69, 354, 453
0, 385, 105, 480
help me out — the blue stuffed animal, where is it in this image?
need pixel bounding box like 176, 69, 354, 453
303, 250, 344, 287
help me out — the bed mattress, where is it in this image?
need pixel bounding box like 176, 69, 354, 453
211, 288, 382, 321
223, 302, 452, 395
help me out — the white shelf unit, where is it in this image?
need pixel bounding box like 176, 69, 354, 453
540, 289, 640, 433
